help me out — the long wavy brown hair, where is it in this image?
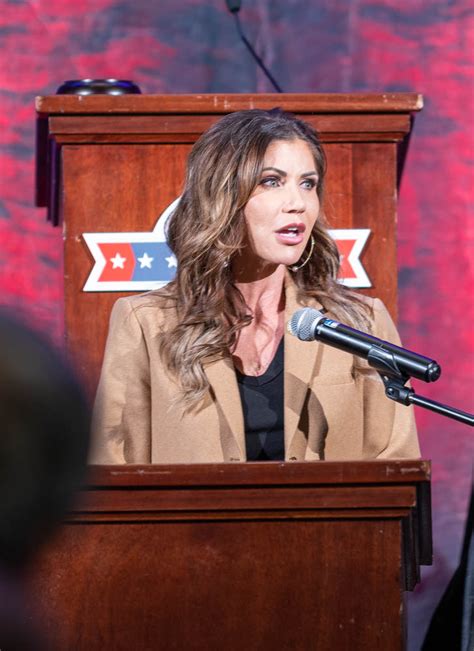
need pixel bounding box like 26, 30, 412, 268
158, 109, 370, 409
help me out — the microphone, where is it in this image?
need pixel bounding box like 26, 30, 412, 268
288, 307, 441, 383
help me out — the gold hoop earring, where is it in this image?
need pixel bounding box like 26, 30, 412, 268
289, 235, 315, 272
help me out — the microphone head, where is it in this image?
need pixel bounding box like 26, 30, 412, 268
287, 308, 324, 341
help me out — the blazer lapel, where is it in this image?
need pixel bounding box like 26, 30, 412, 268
204, 273, 322, 462
204, 354, 246, 460
284, 274, 322, 459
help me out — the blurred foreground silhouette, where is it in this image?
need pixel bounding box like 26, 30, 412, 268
0, 311, 90, 649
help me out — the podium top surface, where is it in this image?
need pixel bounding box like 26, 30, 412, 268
36, 92, 423, 116
87, 460, 430, 488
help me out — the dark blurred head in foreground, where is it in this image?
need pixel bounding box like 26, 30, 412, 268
0, 311, 90, 569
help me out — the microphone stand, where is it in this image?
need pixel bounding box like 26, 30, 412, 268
226, 1, 284, 93
367, 346, 474, 426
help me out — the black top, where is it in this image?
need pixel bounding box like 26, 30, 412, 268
236, 338, 284, 461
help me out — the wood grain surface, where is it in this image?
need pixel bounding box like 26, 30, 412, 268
26, 461, 431, 651
36, 92, 423, 114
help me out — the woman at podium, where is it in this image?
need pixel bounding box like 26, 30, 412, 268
91, 109, 419, 464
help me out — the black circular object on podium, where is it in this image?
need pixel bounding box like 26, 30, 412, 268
56, 79, 142, 95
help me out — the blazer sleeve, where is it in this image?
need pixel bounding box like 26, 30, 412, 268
357, 298, 421, 459
90, 297, 152, 464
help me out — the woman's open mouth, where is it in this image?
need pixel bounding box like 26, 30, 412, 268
275, 223, 306, 245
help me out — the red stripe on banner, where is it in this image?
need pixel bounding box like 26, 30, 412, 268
98, 243, 135, 282
336, 240, 358, 280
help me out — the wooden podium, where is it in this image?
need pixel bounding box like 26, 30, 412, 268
27, 461, 431, 650
36, 92, 422, 397
32, 94, 430, 649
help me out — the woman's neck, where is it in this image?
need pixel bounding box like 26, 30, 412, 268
234, 264, 286, 319
231, 265, 286, 375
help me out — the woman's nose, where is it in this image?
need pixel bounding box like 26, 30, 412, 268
282, 183, 305, 213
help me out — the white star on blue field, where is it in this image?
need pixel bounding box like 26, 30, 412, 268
131, 243, 177, 281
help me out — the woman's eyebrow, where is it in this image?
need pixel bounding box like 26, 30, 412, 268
261, 166, 286, 175
261, 167, 318, 178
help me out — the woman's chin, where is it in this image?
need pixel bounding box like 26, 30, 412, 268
233, 246, 306, 276
255, 252, 302, 268
259, 254, 303, 270
275, 248, 305, 267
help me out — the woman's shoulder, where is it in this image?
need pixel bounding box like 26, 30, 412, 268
319, 290, 399, 341
356, 293, 394, 320
109, 289, 179, 331
348, 293, 399, 342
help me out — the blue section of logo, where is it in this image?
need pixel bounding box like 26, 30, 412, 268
323, 319, 338, 329
131, 243, 176, 282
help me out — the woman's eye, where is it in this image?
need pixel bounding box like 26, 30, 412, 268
301, 178, 317, 190
260, 176, 280, 188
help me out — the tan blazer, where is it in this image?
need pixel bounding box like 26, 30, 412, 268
91, 277, 420, 464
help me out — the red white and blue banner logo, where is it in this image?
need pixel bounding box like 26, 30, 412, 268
83, 199, 371, 292
83, 199, 179, 292
331, 228, 371, 288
